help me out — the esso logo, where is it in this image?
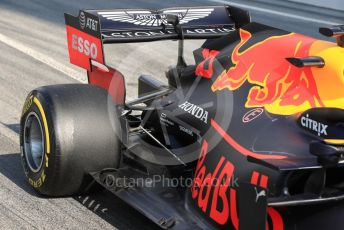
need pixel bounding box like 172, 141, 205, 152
72, 34, 98, 59
242, 108, 264, 123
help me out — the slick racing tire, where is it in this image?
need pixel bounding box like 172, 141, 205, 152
20, 84, 121, 196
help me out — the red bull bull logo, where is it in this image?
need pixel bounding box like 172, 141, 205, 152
202, 29, 342, 115
212, 29, 326, 115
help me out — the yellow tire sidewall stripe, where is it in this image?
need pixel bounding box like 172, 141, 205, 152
33, 97, 50, 168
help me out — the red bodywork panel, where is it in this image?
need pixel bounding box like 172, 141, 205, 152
65, 12, 125, 104
88, 64, 125, 105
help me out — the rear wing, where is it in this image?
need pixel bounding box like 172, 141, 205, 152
64, 6, 249, 104
89, 6, 249, 43
64, 6, 250, 70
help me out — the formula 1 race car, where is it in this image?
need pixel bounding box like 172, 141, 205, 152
20, 5, 344, 230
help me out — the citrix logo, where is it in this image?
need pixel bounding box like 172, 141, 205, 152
301, 114, 328, 136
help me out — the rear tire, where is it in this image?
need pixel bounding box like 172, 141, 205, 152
20, 84, 121, 196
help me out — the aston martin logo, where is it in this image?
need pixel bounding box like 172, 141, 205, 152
97, 8, 214, 27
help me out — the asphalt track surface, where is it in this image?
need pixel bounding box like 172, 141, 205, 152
0, 0, 343, 229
